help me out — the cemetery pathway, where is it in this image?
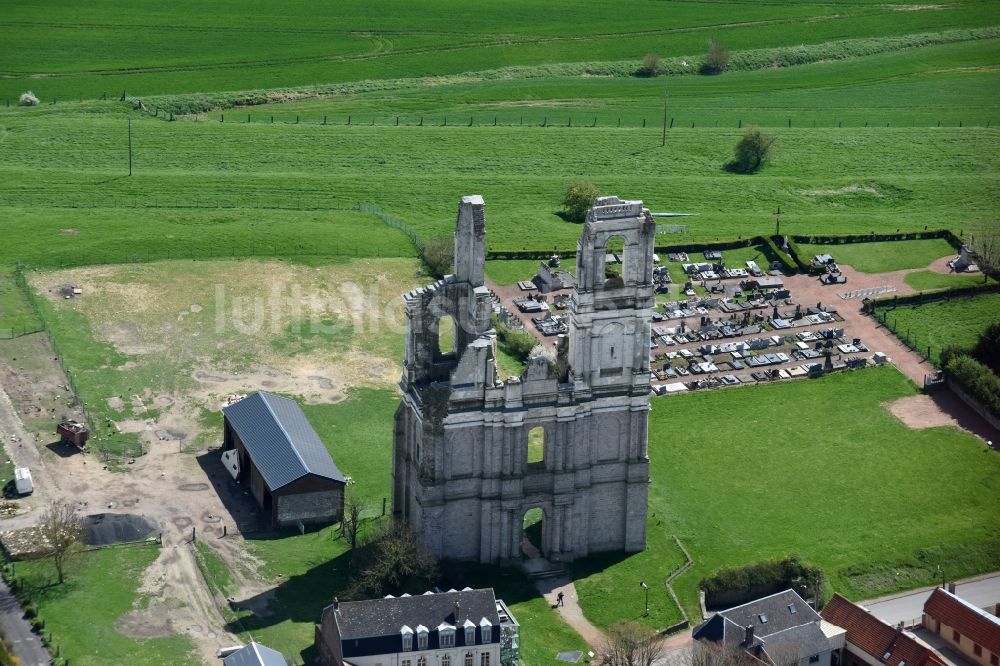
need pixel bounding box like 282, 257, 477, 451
535, 576, 607, 649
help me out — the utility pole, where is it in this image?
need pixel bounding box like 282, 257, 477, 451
661, 84, 669, 147
128, 117, 133, 176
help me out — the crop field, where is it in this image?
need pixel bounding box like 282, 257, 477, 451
3, 1, 997, 101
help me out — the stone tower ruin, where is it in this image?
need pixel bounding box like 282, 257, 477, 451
392, 195, 653, 563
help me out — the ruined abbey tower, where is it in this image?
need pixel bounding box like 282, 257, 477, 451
392, 195, 653, 563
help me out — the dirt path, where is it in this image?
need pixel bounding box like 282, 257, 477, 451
534, 576, 607, 649
0, 345, 254, 663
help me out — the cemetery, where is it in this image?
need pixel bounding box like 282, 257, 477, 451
489, 243, 891, 398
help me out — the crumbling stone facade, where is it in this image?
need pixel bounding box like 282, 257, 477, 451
393, 195, 652, 563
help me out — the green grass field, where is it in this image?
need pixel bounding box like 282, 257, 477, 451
645, 366, 1000, 619
12, 545, 198, 666
881, 293, 1000, 364
0, 118, 996, 255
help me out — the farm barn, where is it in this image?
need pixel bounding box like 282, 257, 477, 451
222, 392, 345, 528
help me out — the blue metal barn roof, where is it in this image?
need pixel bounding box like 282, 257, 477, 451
222, 392, 345, 490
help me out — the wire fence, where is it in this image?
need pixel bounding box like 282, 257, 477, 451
11, 265, 141, 462
5, 96, 996, 130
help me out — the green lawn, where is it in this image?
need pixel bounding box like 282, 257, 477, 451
645, 366, 1000, 621
904, 270, 989, 291
571, 526, 687, 632
11, 544, 198, 666
880, 293, 1000, 364
797, 238, 957, 273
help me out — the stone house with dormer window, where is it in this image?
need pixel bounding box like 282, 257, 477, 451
315, 588, 519, 666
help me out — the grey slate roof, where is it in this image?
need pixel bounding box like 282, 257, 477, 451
329, 589, 501, 640
759, 622, 832, 662
694, 590, 833, 663
223, 641, 287, 666
716, 589, 821, 640
223, 392, 345, 490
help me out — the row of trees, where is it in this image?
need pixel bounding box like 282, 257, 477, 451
638, 41, 730, 77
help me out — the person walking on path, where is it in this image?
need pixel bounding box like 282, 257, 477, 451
556, 591, 564, 607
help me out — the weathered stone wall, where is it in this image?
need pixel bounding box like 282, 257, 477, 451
276, 489, 342, 526
393, 195, 652, 564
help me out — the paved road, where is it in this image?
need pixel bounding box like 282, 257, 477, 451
0, 577, 50, 665
860, 571, 1000, 627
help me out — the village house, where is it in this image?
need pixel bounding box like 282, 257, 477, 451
314, 588, 519, 666
692, 589, 845, 666
820, 594, 947, 666
922, 587, 1000, 666
221, 391, 346, 528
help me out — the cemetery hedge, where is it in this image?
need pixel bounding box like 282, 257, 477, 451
944, 354, 1000, 418
699, 555, 823, 598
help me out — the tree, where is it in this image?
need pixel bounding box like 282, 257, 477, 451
561, 181, 602, 223
38, 502, 83, 584
600, 621, 664, 666
725, 128, 776, 173
969, 229, 1000, 283
348, 523, 438, 599
701, 41, 729, 75
421, 236, 453, 279
341, 491, 368, 555
636, 53, 662, 77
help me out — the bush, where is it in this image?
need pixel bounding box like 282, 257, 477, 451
494, 316, 538, 361
636, 53, 662, 77
945, 353, 1000, 417
725, 128, 776, 173
701, 41, 730, 74
21, 604, 36, 620
19, 91, 39, 107
420, 236, 453, 279
561, 181, 602, 224
700, 555, 824, 596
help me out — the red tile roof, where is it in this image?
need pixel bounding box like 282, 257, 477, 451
821, 594, 946, 666
923, 587, 1000, 654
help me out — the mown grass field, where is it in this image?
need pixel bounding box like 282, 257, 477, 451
882, 293, 1000, 364
1, 118, 996, 255
641, 366, 1000, 621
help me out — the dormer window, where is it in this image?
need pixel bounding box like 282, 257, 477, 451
479, 617, 493, 643
401, 625, 414, 652
416, 625, 429, 650
438, 622, 456, 648
464, 618, 476, 645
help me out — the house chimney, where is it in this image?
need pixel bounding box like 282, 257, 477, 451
333, 597, 339, 611
744, 624, 754, 646
993, 603, 999, 618
948, 583, 956, 595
